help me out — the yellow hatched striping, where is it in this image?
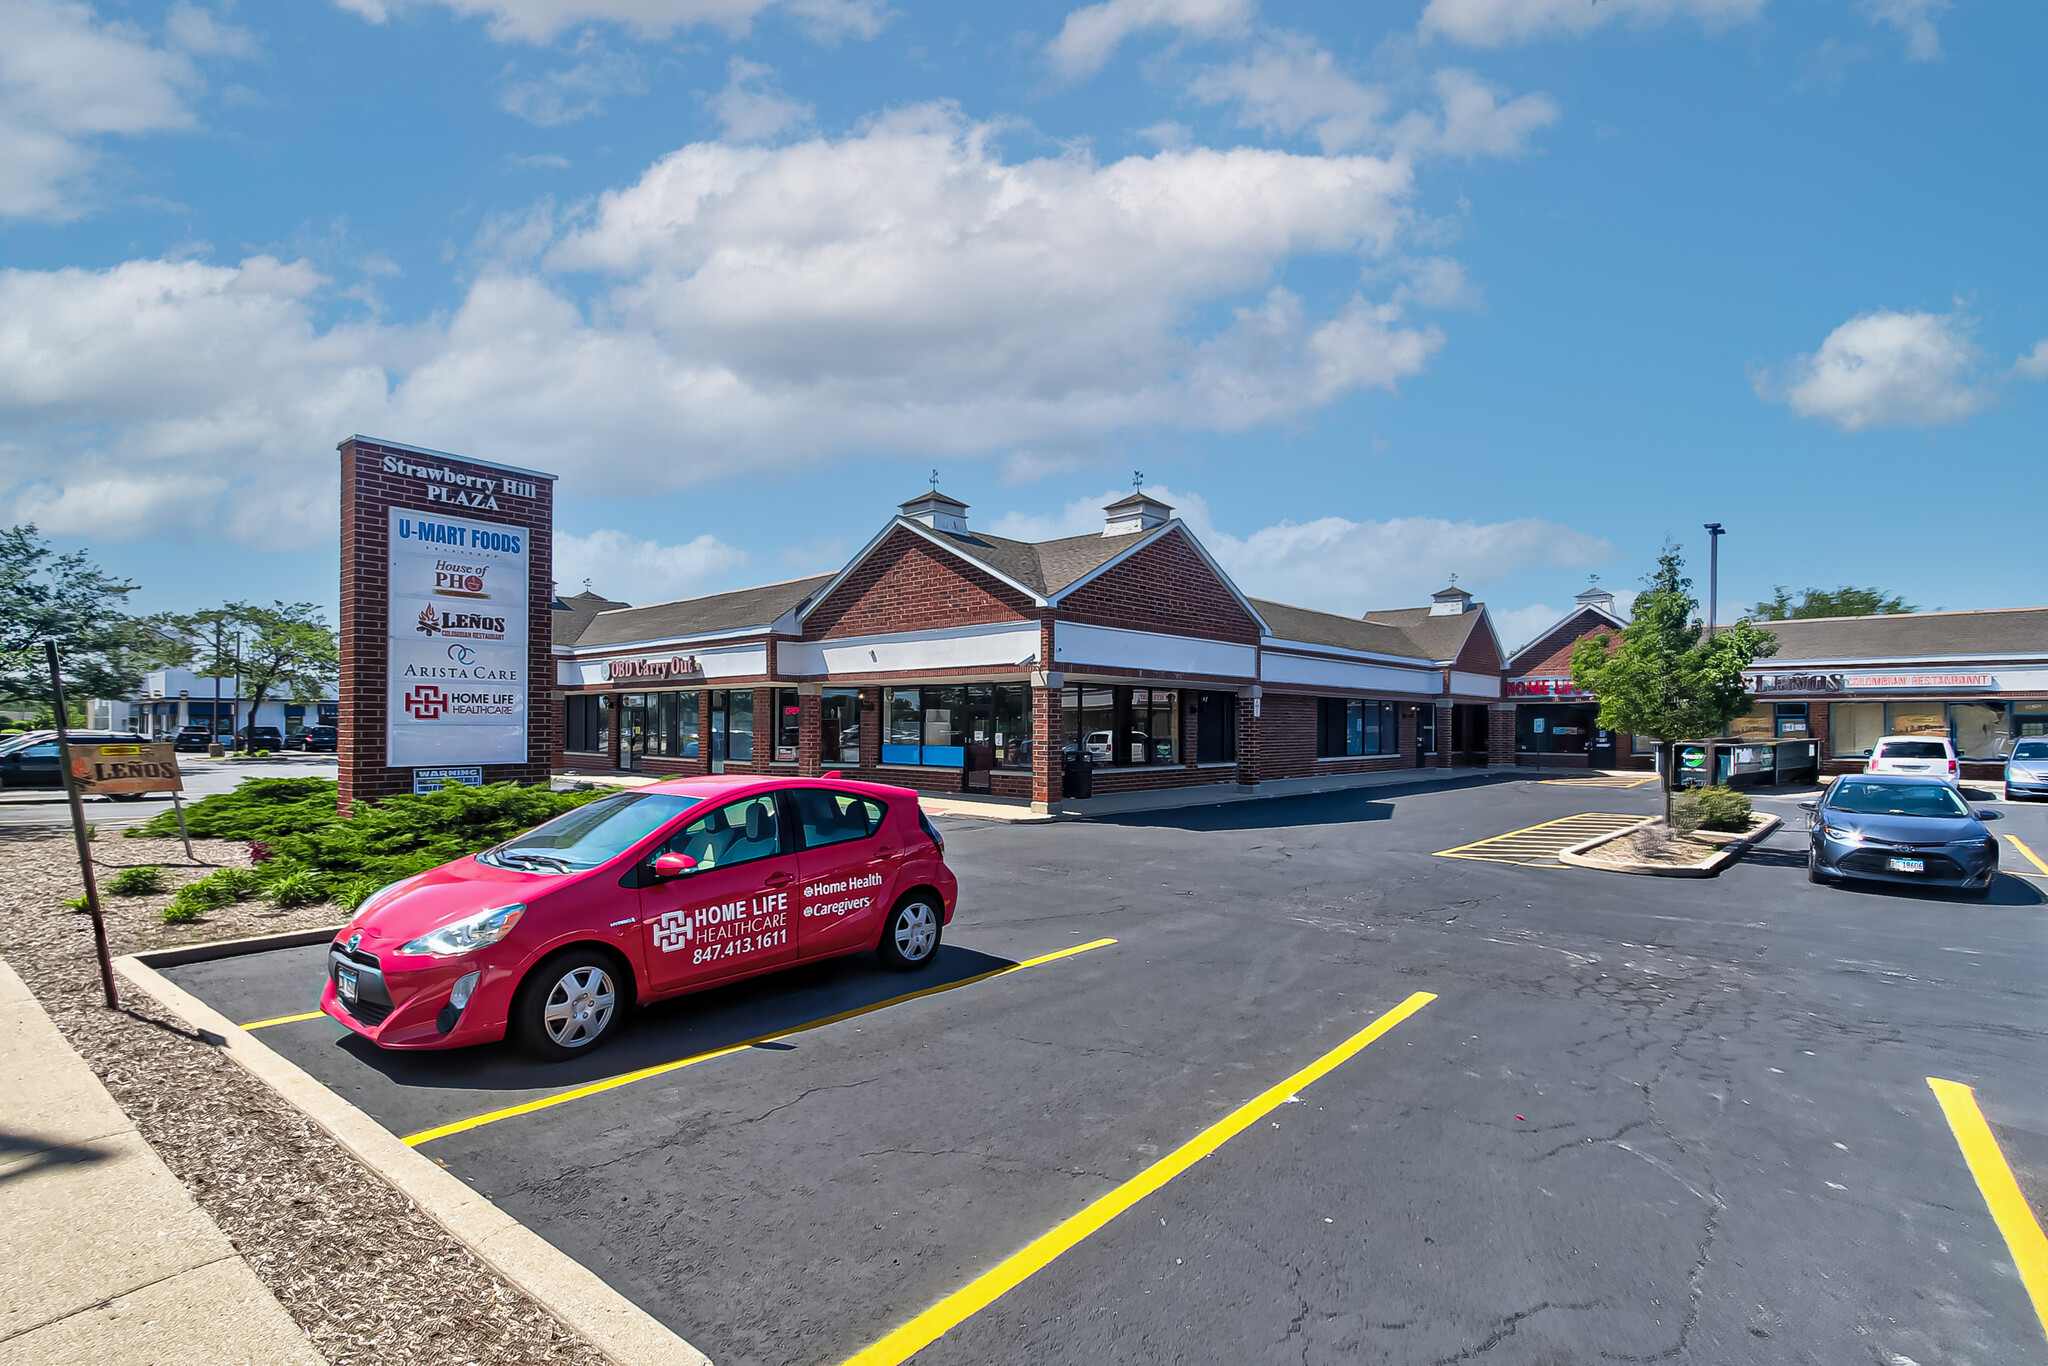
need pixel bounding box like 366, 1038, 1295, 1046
1434, 813, 1645, 865
1539, 775, 1659, 789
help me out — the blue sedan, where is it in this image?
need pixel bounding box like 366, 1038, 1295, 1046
1802, 774, 2001, 898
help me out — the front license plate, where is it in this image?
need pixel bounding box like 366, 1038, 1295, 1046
1886, 857, 1925, 873
337, 965, 358, 1002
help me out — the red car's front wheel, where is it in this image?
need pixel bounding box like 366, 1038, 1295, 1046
512, 949, 626, 1060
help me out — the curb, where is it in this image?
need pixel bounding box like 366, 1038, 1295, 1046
113, 954, 713, 1366
1559, 813, 1784, 878
133, 926, 347, 969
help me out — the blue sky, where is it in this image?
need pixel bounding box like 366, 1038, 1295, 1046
3, 0, 2039, 652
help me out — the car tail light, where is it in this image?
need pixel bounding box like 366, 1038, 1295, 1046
917, 810, 945, 855
1949, 759, 1958, 774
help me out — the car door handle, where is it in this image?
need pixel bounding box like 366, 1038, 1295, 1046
765, 871, 795, 886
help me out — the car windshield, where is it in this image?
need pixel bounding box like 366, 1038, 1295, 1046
482, 791, 701, 871
2012, 741, 2048, 761
0, 733, 50, 755
1828, 780, 1969, 818
1877, 741, 1948, 759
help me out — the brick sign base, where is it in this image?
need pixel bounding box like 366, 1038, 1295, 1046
339, 436, 557, 812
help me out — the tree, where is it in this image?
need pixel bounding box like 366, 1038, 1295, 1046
1571, 545, 1779, 821
1751, 584, 1915, 620
191, 602, 338, 751
0, 525, 144, 715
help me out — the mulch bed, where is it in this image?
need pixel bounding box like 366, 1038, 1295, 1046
2, 830, 610, 1366
1574, 814, 1773, 870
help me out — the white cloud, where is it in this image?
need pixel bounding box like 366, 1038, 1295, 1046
1864, 0, 1949, 61
554, 527, 749, 601
1764, 309, 1994, 431
497, 39, 644, 125
708, 57, 812, 142
1189, 41, 1555, 161
0, 0, 249, 221
0, 108, 1448, 549
1419, 0, 1765, 47
335, 0, 887, 44
2012, 340, 2048, 382
1046, 0, 1253, 78
988, 485, 1611, 616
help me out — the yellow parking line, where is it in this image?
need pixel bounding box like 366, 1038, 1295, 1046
2005, 834, 2048, 877
836, 991, 1436, 1366
1927, 1078, 2048, 1342
405, 938, 1117, 1147
1434, 813, 1643, 864
241, 1009, 327, 1030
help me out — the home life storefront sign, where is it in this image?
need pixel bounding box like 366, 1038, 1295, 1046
1747, 671, 1996, 693
387, 508, 530, 767
1506, 677, 1594, 699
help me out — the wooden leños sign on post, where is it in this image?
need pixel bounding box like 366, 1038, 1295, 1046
67, 741, 182, 796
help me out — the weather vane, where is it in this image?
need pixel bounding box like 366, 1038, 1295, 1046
1448, 572, 1458, 585
1133, 469, 1145, 492
929, 468, 941, 492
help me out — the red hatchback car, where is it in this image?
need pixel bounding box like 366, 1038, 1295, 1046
320, 776, 957, 1059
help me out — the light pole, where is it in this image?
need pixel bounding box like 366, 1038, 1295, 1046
230, 629, 243, 752
1703, 523, 1725, 640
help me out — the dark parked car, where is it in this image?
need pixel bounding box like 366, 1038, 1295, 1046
173, 725, 217, 752
0, 731, 149, 789
286, 725, 337, 752
235, 726, 285, 752
1802, 774, 2001, 897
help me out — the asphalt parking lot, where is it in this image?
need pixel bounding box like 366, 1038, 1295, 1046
165, 775, 2048, 1365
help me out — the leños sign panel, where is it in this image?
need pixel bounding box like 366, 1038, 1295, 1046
387, 508, 529, 767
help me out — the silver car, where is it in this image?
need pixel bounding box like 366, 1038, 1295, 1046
2007, 738, 2048, 800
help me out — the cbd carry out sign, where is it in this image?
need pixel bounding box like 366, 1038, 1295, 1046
387, 507, 530, 767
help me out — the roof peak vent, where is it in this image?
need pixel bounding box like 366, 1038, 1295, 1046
1429, 584, 1474, 616
900, 489, 970, 535
1575, 584, 1616, 614
1103, 491, 1173, 537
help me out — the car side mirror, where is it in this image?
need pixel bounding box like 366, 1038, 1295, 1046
1798, 800, 1818, 813
1974, 810, 2002, 822
652, 852, 699, 878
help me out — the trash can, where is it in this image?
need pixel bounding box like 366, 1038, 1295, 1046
1063, 751, 1094, 800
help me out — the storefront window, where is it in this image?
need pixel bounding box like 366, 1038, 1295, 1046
709, 690, 752, 764
884, 688, 921, 764
1775, 703, 1809, 737
1195, 691, 1237, 763
1317, 698, 1397, 757
1063, 685, 1182, 765
1885, 704, 1945, 737
675, 691, 699, 758
921, 686, 967, 765
1067, 686, 1116, 763
1950, 702, 2008, 759
565, 694, 609, 753
2016, 701, 2048, 740
822, 688, 861, 765
878, 684, 1027, 768
1829, 702, 1883, 757
773, 689, 801, 762
990, 684, 1028, 770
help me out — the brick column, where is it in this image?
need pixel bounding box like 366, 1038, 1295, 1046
797, 682, 823, 776
606, 693, 621, 770
1435, 699, 1454, 767
1488, 703, 1517, 766
1399, 704, 1419, 768
1236, 687, 1262, 788
860, 688, 882, 771
1030, 671, 1063, 812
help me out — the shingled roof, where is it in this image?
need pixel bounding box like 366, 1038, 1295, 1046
1759, 607, 2048, 662
568, 575, 835, 650
1250, 599, 1438, 661
1362, 605, 1494, 662
551, 590, 630, 648
910, 526, 1139, 599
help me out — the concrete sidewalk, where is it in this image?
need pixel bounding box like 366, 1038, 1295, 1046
0, 959, 321, 1366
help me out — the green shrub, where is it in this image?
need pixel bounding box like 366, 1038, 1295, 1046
1672, 786, 1753, 835
267, 869, 326, 908
62, 894, 88, 912
162, 866, 266, 923
124, 777, 344, 842
107, 865, 166, 896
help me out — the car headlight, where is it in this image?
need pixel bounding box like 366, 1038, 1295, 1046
401, 904, 526, 957
1819, 823, 1861, 843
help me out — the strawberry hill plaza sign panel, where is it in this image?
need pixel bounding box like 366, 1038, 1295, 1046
387, 508, 531, 767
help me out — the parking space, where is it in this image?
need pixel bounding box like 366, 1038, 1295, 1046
163, 774, 2048, 1364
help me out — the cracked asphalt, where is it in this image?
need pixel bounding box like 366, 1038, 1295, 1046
166, 775, 2048, 1365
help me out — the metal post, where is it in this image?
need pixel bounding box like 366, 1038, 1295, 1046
172, 788, 195, 863
1703, 523, 1725, 639
46, 641, 118, 1009
231, 630, 242, 754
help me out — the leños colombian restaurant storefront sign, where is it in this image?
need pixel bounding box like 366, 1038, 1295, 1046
387, 509, 529, 767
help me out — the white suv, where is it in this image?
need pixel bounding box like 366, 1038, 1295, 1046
1864, 735, 1960, 785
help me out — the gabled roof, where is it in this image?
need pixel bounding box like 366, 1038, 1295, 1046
551, 590, 631, 648
1363, 604, 1499, 664
922, 526, 1135, 598
1253, 599, 1437, 663
571, 575, 834, 651
1504, 601, 1630, 670
1758, 607, 2048, 663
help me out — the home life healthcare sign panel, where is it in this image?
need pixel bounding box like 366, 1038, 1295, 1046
386, 507, 529, 767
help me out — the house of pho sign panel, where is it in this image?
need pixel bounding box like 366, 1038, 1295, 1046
386, 508, 530, 767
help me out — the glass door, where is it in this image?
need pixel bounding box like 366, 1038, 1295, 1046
620, 694, 649, 771
964, 685, 995, 790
